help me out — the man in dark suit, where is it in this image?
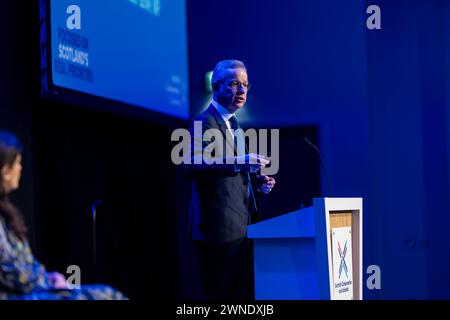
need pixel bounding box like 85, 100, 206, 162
186, 60, 276, 300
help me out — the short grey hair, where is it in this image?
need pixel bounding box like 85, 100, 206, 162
211, 60, 247, 86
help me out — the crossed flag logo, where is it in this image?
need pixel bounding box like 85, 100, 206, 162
338, 241, 349, 279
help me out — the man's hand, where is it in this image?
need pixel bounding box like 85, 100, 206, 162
235, 154, 270, 173
47, 272, 68, 289
258, 175, 276, 194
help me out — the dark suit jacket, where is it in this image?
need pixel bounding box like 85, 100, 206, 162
185, 105, 260, 244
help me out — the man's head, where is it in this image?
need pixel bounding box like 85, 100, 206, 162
212, 60, 250, 114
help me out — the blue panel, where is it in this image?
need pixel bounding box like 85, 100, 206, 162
254, 238, 319, 300
312, 198, 331, 299
367, 0, 431, 298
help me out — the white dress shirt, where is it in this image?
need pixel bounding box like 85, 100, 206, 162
211, 99, 235, 133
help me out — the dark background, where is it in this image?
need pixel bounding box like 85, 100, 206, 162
1, 0, 449, 299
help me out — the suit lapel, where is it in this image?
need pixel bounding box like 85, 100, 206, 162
208, 104, 236, 152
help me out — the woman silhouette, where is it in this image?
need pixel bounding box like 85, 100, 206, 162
0, 131, 127, 300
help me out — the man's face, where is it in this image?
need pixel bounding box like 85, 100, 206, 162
214, 68, 249, 113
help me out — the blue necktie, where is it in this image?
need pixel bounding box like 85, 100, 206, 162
228, 115, 239, 130
228, 116, 258, 215
229, 116, 245, 156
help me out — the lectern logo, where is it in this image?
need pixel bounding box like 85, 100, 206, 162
338, 241, 349, 279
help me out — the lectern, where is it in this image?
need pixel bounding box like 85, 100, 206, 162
247, 197, 363, 300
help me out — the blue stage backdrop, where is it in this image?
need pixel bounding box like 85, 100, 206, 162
50, 0, 189, 119
187, 0, 450, 299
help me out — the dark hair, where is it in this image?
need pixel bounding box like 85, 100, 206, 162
0, 131, 27, 241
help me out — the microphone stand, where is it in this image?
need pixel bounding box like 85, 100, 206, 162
303, 137, 334, 197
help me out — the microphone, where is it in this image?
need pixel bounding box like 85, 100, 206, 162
302, 137, 334, 197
